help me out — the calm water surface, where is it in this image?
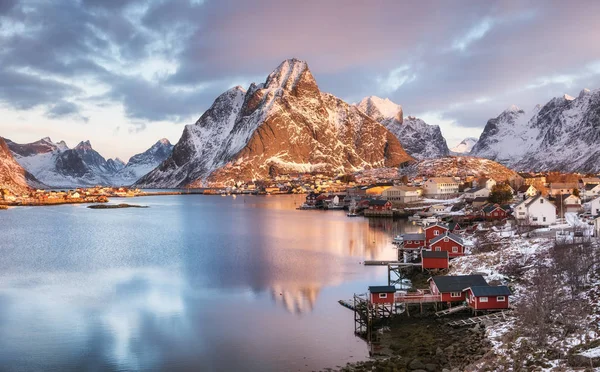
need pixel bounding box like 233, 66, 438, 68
0, 195, 421, 371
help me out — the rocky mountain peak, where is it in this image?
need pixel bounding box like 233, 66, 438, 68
563, 93, 575, 101
158, 138, 171, 146
75, 140, 93, 151
264, 58, 318, 96
357, 96, 403, 123
579, 88, 591, 98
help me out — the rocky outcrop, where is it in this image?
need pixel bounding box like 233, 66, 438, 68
356, 97, 450, 159
0, 137, 43, 193
136, 59, 413, 187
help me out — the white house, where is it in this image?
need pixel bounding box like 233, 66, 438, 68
428, 204, 447, 213
517, 184, 538, 199
476, 178, 497, 190
581, 184, 600, 201
514, 194, 556, 226
591, 197, 600, 217
382, 186, 422, 204
464, 187, 490, 200
423, 177, 459, 198
549, 183, 578, 196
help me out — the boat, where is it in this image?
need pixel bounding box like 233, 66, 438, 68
418, 216, 439, 225
392, 235, 403, 245
408, 214, 421, 221
347, 199, 359, 217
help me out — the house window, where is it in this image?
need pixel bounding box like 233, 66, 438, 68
450, 292, 461, 298
543, 217, 546, 222
479, 297, 488, 302
452, 246, 459, 253
435, 247, 441, 251
532, 217, 538, 221
497, 296, 506, 302
407, 241, 412, 244
434, 231, 440, 236
444, 237, 448, 242
379, 293, 387, 299
540, 199, 544, 203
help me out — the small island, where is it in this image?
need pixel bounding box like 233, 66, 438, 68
88, 203, 148, 209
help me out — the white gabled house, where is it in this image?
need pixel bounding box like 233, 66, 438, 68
591, 197, 600, 217
514, 194, 556, 226
517, 184, 538, 199
582, 183, 600, 201
464, 186, 490, 200
476, 177, 497, 190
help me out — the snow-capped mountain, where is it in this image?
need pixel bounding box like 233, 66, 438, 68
136, 58, 412, 187
5, 137, 174, 187
450, 137, 478, 154
471, 88, 600, 172
356, 97, 449, 159
112, 139, 174, 185
356, 96, 403, 124
0, 137, 44, 193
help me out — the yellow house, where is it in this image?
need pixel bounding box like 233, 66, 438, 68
365, 186, 392, 196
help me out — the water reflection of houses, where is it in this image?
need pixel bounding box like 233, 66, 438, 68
270, 285, 321, 314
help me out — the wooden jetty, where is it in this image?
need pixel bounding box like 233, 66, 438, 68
363, 261, 420, 266
435, 304, 468, 317
447, 310, 512, 327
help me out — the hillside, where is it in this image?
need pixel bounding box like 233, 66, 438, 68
399, 156, 522, 182
0, 137, 43, 194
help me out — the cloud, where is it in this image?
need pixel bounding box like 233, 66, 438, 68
46, 101, 89, 122
452, 18, 494, 51
376, 66, 417, 94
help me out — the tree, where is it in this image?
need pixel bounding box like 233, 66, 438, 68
572, 188, 580, 197
488, 183, 513, 204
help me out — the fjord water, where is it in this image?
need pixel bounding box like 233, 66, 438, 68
0, 195, 419, 371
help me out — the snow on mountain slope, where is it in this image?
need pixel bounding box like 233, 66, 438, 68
0, 137, 44, 193
469, 105, 539, 164
356, 96, 403, 123
136, 58, 413, 188
356, 97, 449, 159
6, 137, 173, 187
111, 139, 174, 185
471, 88, 600, 172
450, 137, 478, 154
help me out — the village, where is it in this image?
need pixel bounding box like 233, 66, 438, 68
312, 173, 600, 371
0, 186, 146, 206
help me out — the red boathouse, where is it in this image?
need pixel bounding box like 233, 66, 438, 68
429, 232, 465, 258
429, 275, 488, 302
424, 223, 449, 244
368, 286, 396, 305
464, 286, 511, 310
421, 250, 449, 270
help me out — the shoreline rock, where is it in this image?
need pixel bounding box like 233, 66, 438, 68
87, 203, 148, 209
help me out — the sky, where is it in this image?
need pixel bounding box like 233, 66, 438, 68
1, 0, 600, 161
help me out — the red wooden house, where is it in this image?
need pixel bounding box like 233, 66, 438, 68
398, 233, 426, 249
368, 286, 396, 305
482, 204, 508, 220
464, 285, 511, 310
305, 192, 319, 206
429, 232, 465, 257
421, 250, 449, 270
424, 223, 449, 244
429, 275, 488, 302
367, 199, 392, 211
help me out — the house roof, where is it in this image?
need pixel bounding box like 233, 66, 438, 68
483, 204, 505, 213
468, 186, 487, 193
368, 199, 390, 206
581, 177, 600, 184
585, 184, 600, 191
517, 185, 533, 192
428, 177, 457, 184
422, 250, 449, 259
402, 233, 425, 241
431, 275, 488, 293
424, 222, 448, 230
448, 222, 460, 230
429, 231, 464, 246
550, 182, 578, 190
369, 286, 396, 294
465, 285, 512, 296
472, 197, 488, 203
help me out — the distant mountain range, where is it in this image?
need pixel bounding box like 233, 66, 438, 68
450, 137, 478, 154
3, 137, 173, 187
135, 58, 412, 188
3, 57, 600, 190
470, 88, 600, 172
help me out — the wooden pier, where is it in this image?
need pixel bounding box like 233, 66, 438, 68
394, 290, 441, 304
447, 310, 512, 327
363, 261, 420, 266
